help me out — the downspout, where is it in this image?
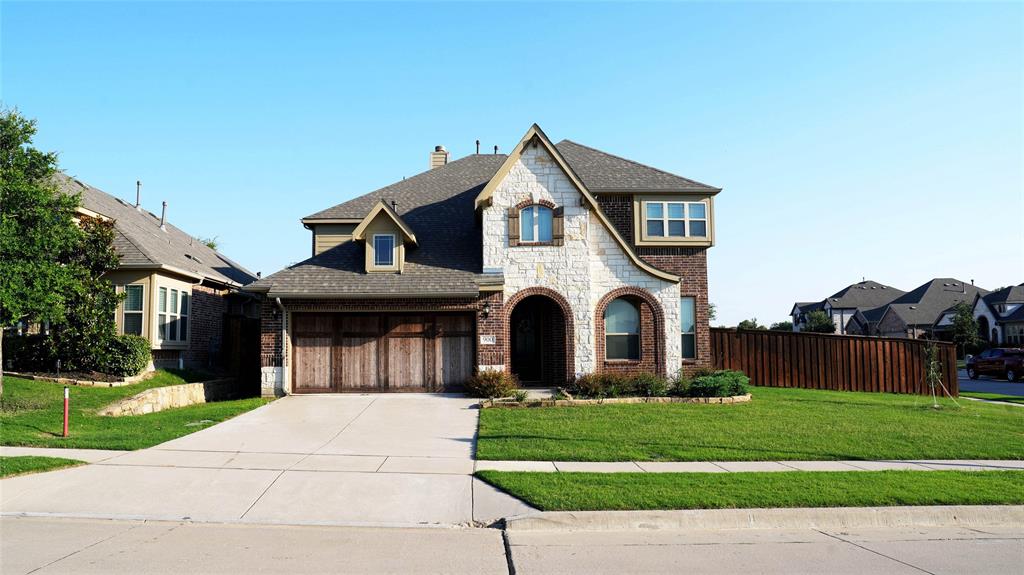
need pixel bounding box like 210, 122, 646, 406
275, 297, 287, 395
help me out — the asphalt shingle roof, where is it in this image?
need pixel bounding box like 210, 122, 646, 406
884, 278, 989, 327
251, 138, 719, 298
984, 284, 1024, 306
825, 280, 905, 309
57, 174, 257, 287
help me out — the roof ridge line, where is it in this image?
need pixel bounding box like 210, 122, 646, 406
558, 139, 719, 190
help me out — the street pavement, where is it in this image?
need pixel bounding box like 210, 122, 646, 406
2, 515, 1021, 575
958, 372, 1024, 397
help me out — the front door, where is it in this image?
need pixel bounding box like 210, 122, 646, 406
511, 305, 543, 384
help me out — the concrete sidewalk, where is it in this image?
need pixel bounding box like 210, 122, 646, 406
476, 459, 1024, 473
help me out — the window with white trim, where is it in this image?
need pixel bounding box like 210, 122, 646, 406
645, 201, 707, 238
681, 296, 696, 360
373, 234, 395, 267
158, 287, 189, 342
122, 285, 144, 336
605, 298, 640, 360
519, 205, 553, 243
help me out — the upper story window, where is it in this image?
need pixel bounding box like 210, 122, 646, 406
520, 205, 553, 243
373, 234, 395, 267
605, 297, 640, 360
122, 285, 144, 336
645, 201, 707, 238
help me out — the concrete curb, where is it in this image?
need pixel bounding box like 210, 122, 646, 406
502, 505, 1024, 532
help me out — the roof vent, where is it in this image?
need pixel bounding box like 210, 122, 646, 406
430, 145, 448, 169
159, 201, 167, 231
135, 180, 142, 209
909, 306, 917, 309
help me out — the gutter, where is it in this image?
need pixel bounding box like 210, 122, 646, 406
263, 291, 481, 300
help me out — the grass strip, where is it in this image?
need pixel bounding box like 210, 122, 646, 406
960, 392, 1024, 406
476, 470, 1024, 511
1, 375, 269, 450
476, 386, 1024, 462
0, 456, 85, 478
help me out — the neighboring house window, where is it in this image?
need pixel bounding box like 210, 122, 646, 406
681, 297, 696, 360
645, 201, 707, 238
373, 234, 395, 267
122, 285, 143, 336
520, 205, 553, 243
605, 298, 640, 360
158, 287, 190, 342
1007, 325, 1022, 345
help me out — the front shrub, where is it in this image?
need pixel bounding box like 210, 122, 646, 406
632, 372, 668, 397
466, 370, 519, 399
687, 369, 750, 398
103, 335, 151, 376
2, 334, 57, 372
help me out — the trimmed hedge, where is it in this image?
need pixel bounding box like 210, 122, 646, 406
466, 370, 520, 399
104, 335, 151, 376
567, 369, 750, 399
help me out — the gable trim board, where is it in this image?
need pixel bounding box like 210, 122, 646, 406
351, 200, 419, 246
475, 124, 679, 283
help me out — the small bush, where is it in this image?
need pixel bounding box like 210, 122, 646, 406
632, 372, 668, 397
669, 374, 692, 397
512, 389, 529, 403
103, 335, 151, 376
2, 335, 56, 372
568, 372, 669, 398
466, 370, 519, 399
687, 369, 750, 398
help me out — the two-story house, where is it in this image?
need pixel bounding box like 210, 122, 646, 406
970, 284, 1024, 345
247, 125, 719, 395
791, 280, 904, 334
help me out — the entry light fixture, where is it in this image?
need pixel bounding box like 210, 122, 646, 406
480, 302, 491, 319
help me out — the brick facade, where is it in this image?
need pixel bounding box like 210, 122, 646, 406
594, 286, 666, 377
184, 284, 228, 369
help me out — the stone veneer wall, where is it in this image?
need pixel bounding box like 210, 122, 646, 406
97, 378, 236, 416
482, 144, 682, 376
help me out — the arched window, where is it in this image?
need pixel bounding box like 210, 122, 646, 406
520, 205, 553, 243
605, 298, 640, 360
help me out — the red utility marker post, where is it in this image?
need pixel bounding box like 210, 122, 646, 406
63, 386, 70, 438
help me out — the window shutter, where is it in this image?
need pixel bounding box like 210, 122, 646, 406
552, 206, 564, 246
508, 206, 519, 247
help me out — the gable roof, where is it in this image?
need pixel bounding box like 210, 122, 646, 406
983, 284, 1024, 306
824, 280, 905, 309
554, 140, 720, 193
254, 126, 719, 297
351, 200, 418, 246
883, 278, 989, 327
56, 174, 257, 287
474, 124, 678, 282
791, 301, 824, 316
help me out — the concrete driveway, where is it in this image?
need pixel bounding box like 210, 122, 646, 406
0, 394, 533, 527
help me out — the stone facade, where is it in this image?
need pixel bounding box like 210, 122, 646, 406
97, 378, 236, 416
482, 144, 682, 376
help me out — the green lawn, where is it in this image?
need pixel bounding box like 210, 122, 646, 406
1, 374, 268, 450
476, 470, 1024, 511
476, 386, 1024, 462
961, 392, 1024, 406
0, 455, 85, 478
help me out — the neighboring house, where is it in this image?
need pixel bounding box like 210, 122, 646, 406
53, 175, 259, 370
968, 284, 1024, 345
872, 278, 988, 339
791, 281, 904, 334
248, 124, 719, 395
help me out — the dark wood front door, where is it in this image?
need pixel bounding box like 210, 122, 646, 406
291, 313, 474, 393
511, 305, 543, 384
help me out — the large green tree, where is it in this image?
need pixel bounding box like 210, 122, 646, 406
804, 310, 837, 334
950, 301, 980, 358
0, 109, 85, 394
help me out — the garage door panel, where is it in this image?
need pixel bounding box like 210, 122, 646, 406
437, 336, 473, 387
340, 337, 378, 389
294, 335, 332, 391
341, 315, 379, 335
388, 336, 425, 389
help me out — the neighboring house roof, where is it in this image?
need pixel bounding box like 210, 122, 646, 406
882, 278, 988, 328
553, 140, 720, 193
983, 284, 1024, 306
791, 301, 824, 316
824, 280, 905, 309
56, 174, 257, 287
253, 126, 715, 298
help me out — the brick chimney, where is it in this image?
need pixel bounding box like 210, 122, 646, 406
430, 145, 448, 169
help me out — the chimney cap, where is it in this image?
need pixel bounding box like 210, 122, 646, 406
434, 145, 446, 152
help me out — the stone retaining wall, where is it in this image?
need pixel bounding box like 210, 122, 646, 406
482, 393, 751, 409
97, 379, 237, 416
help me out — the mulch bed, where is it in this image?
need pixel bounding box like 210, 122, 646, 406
14, 370, 123, 383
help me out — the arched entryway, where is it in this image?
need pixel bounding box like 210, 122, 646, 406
505, 289, 574, 387
978, 316, 991, 342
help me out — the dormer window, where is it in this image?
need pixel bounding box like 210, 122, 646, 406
520, 205, 553, 243
373, 234, 395, 267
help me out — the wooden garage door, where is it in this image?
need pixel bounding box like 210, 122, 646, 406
291, 313, 474, 393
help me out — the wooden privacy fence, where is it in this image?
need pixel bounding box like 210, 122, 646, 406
710, 328, 958, 396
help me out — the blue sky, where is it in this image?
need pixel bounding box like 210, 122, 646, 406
3, 1, 1021, 325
